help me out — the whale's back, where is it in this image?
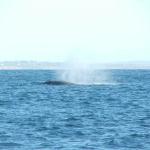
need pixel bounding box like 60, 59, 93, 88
44, 80, 74, 85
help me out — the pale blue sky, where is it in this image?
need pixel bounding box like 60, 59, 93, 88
0, 0, 150, 62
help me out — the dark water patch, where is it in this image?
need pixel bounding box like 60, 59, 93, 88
0, 142, 23, 148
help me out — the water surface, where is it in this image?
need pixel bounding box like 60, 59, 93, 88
0, 70, 150, 150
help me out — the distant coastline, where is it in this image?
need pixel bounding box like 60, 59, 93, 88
0, 61, 150, 70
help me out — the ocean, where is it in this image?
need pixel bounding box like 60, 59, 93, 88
0, 70, 150, 150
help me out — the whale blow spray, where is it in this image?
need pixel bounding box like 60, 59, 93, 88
60, 60, 113, 85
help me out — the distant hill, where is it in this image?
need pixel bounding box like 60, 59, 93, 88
0, 61, 150, 70
0, 61, 63, 70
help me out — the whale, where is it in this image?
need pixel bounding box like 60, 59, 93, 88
44, 80, 74, 85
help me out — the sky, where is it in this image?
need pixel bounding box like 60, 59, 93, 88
0, 0, 150, 63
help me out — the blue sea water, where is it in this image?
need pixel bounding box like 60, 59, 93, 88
0, 70, 150, 150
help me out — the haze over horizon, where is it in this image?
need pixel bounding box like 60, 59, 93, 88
0, 0, 150, 63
